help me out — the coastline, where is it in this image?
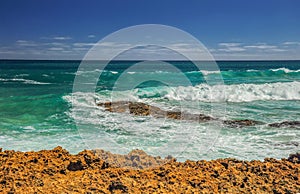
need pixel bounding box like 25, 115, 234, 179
0, 147, 299, 193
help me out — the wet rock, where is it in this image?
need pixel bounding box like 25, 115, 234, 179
223, 119, 263, 128
268, 121, 300, 128
181, 112, 215, 122
273, 141, 299, 147
129, 102, 151, 116
287, 153, 300, 163
98, 101, 275, 127
166, 111, 182, 119
98, 101, 130, 113
97, 101, 215, 122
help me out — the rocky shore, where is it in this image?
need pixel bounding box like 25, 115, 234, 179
0, 147, 299, 193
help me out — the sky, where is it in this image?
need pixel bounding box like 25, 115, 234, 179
0, 0, 299, 60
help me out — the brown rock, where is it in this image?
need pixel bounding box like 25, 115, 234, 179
93, 149, 174, 169
97, 101, 215, 122
129, 102, 150, 116
98, 101, 130, 113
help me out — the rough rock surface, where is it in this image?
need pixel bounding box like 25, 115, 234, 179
93, 149, 174, 169
0, 147, 299, 193
97, 101, 215, 122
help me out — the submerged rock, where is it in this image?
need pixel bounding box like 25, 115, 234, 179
268, 121, 300, 128
223, 119, 264, 128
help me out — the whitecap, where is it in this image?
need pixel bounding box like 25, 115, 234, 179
127, 71, 136, 74
164, 81, 300, 102
200, 70, 221, 76
270, 67, 300, 73
110, 71, 118, 74
0, 78, 51, 85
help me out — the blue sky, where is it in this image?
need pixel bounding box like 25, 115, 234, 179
0, 0, 299, 60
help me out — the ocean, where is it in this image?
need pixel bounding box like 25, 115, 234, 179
0, 60, 299, 161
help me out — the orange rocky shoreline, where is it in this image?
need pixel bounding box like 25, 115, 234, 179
0, 147, 299, 193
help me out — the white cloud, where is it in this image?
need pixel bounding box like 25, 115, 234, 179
73, 42, 97, 47
282, 41, 300, 45
16, 40, 28, 43
97, 42, 116, 46
53, 36, 72, 40
210, 41, 295, 59
16, 40, 37, 47
166, 43, 206, 54
41, 36, 72, 40
0, 51, 16, 54
48, 47, 64, 51
244, 44, 277, 49
219, 42, 282, 51
99, 42, 132, 47
72, 47, 89, 51
88, 35, 96, 38
218, 47, 246, 52
218, 43, 241, 47
170, 43, 192, 47
269, 48, 287, 52
61, 50, 72, 53
3, 38, 299, 60
217, 42, 245, 52
44, 42, 70, 48
73, 42, 132, 49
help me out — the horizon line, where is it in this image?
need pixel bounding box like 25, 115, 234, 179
1, 59, 300, 62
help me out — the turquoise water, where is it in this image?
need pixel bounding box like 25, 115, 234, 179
0, 60, 299, 161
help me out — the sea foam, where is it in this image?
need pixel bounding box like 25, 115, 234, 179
133, 81, 300, 102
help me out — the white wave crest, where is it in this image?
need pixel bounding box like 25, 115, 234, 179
64, 81, 300, 103
245, 68, 300, 73
270, 68, 300, 73
200, 70, 221, 76
127, 71, 136, 74
163, 81, 300, 102
246, 69, 259, 72
110, 71, 118, 74
0, 78, 50, 85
